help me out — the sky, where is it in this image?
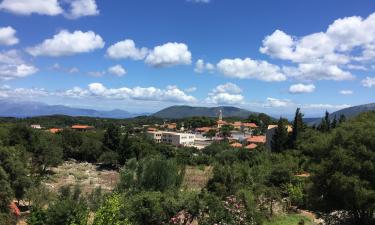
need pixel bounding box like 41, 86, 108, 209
0, 0, 374, 117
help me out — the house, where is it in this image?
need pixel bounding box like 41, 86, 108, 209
266, 125, 293, 149
245, 143, 258, 150
71, 125, 94, 131
49, 128, 63, 134
195, 127, 213, 133
30, 124, 41, 129
247, 135, 266, 144
230, 142, 243, 148
166, 123, 177, 130
147, 130, 195, 146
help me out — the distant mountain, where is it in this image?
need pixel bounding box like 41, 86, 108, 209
0, 100, 146, 118
153, 105, 258, 119
308, 103, 375, 125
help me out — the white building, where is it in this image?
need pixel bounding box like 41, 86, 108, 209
147, 131, 195, 146
30, 124, 41, 129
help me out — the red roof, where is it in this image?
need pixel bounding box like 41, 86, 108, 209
195, 127, 213, 132
71, 125, 94, 129
245, 143, 258, 149
242, 123, 258, 128
247, 135, 266, 143
49, 128, 63, 133
147, 127, 157, 131
230, 143, 243, 148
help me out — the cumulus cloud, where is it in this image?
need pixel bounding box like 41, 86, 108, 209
108, 65, 127, 76
145, 42, 192, 67
361, 76, 375, 88
0, 50, 38, 80
260, 12, 375, 81
302, 103, 351, 109
106, 39, 148, 60
49, 63, 79, 74
0, 85, 48, 99
205, 83, 244, 105
194, 59, 215, 73
264, 97, 294, 107
283, 63, 354, 81
216, 58, 286, 81
185, 87, 197, 92
27, 30, 105, 57
0, 0, 63, 16
60, 83, 197, 103
0, 26, 19, 46
289, 83, 316, 94
339, 90, 353, 95
66, 0, 99, 19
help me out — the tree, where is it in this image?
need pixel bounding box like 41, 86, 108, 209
203, 129, 217, 139
139, 158, 183, 192
271, 118, 289, 153
117, 133, 133, 165
102, 124, 121, 152
309, 112, 375, 225
290, 108, 304, 148
331, 115, 337, 129
318, 111, 331, 132
0, 167, 13, 213
339, 114, 346, 124
220, 125, 233, 139
93, 194, 131, 225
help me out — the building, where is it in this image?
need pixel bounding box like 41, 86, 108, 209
30, 124, 41, 129
266, 125, 293, 149
49, 128, 63, 134
147, 131, 195, 146
247, 135, 266, 144
71, 125, 95, 131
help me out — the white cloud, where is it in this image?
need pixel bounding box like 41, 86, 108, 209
0, 50, 38, 80
194, 59, 215, 73
0, 26, 19, 46
361, 76, 375, 88
302, 103, 351, 109
106, 39, 148, 60
283, 63, 354, 81
264, 97, 294, 107
289, 83, 316, 94
260, 12, 375, 81
49, 63, 80, 74
0, 0, 63, 16
212, 82, 242, 94
145, 42, 192, 67
0, 85, 48, 99
339, 90, 353, 95
205, 83, 244, 105
66, 0, 99, 19
108, 65, 127, 76
27, 30, 105, 57
61, 83, 197, 103
216, 58, 286, 81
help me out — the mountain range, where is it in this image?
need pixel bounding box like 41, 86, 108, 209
0, 100, 373, 120
0, 100, 146, 118
152, 105, 258, 119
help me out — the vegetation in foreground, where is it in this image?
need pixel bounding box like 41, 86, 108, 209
0, 110, 374, 225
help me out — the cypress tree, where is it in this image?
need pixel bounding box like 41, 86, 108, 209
290, 108, 304, 148
271, 118, 289, 153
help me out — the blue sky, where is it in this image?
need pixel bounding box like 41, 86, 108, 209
0, 0, 374, 117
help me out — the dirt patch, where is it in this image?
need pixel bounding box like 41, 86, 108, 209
182, 165, 213, 191
44, 160, 119, 194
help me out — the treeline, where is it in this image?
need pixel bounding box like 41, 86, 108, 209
0, 111, 374, 225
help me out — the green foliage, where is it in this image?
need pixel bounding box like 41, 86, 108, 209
93, 194, 131, 225
271, 118, 289, 153
290, 108, 304, 148
0, 167, 13, 213
309, 112, 375, 225
102, 124, 121, 152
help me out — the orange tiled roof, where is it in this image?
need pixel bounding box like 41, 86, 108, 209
71, 125, 94, 129
195, 127, 212, 132
147, 127, 157, 131
245, 143, 258, 149
49, 128, 63, 133
247, 135, 266, 143
242, 122, 258, 128
230, 142, 243, 148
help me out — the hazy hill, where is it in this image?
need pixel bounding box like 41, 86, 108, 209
308, 103, 375, 125
0, 100, 145, 118
153, 105, 258, 119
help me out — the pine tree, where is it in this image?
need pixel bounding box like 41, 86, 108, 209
339, 114, 346, 124
331, 115, 337, 129
271, 118, 289, 153
102, 124, 121, 152
290, 108, 304, 148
